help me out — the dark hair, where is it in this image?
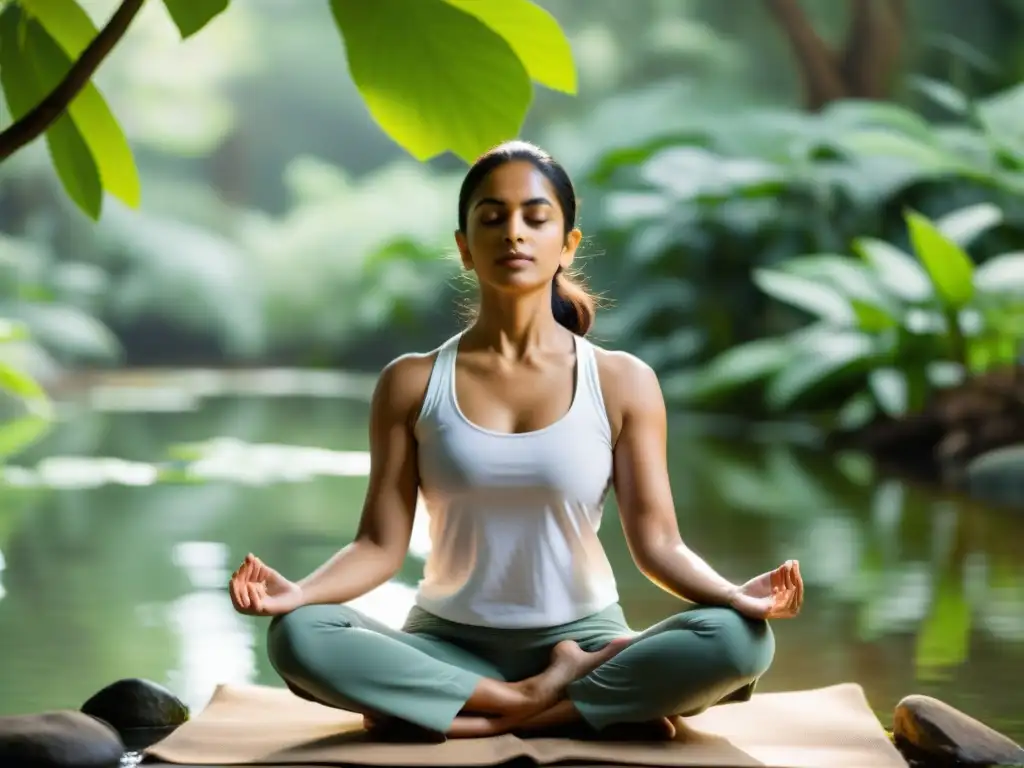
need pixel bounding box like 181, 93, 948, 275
456, 140, 597, 336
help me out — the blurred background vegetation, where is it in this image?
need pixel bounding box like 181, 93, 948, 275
0, 0, 1023, 745
1, 0, 1021, 441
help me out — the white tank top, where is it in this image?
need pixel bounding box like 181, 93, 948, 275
413, 331, 620, 628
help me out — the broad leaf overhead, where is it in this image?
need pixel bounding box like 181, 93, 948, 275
20, 0, 96, 54
441, 0, 577, 94
1, 1, 140, 216
25, 20, 141, 208
330, 0, 532, 163
1, 0, 576, 212
0, 5, 102, 217
162, 0, 230, 39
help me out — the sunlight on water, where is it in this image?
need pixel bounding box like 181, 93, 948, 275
185, 438, 371, 484
82, 369, 376, 411
4, 457, 160, 488
89, 386, 201, 413
0, 550, 6, 603
166, 542, 257, 712
794, 515, 862, 590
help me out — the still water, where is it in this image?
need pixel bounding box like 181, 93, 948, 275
0, 370, 1022, 740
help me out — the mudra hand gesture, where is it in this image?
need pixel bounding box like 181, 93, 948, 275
229, 553, 303, 617
729, 559, 803, 620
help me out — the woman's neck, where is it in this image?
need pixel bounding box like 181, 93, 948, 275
468, 289, 568, 359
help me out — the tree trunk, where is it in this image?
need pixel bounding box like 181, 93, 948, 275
766, 0, 908, 110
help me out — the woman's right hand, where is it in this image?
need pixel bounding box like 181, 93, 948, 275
229, 553, 304, 616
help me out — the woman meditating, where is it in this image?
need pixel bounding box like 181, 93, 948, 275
228, 140, 804, 741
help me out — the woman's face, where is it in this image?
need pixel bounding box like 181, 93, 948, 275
456, 160, 581, 294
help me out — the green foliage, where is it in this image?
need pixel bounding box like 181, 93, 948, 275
331, 0, 574, 163
584, 81, 1024, 398
0, 0, 576, 220
240, 156, 461, 360
2, 2, 140, 215
682, 206, 1024, 423
162, 0, 229, 39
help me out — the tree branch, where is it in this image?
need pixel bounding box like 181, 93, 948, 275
0, 0, 145, 163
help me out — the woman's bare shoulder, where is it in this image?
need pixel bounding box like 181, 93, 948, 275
373, 347, 443, 422
591, 343, 664, 438
592, 344, 660, 395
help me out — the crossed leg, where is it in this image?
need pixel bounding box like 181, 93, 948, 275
266, 603, 628, 737
442, 606, 776, 738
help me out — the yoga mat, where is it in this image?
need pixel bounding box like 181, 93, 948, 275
145, 682, 906, 767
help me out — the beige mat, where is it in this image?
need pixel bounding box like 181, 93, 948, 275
145, 682, 906, 767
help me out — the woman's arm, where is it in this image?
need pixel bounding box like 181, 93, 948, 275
605, 353, 739, 607
294, 354, 432, 607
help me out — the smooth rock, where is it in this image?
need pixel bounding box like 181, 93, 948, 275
0, 710, 124, 768
81, 677, 189, 732
966, 443, 1024, 505
893, 694, 1024, 767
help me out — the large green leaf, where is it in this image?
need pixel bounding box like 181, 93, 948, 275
41, 113, 103, 218
853, 237, 933, 303
765, 331, 875, 411
836, 129, 962, 171
20, 0, 94, 54
779, 254, 899, 317
752, 268, 856, 324
820, 100, 936, 143
906, 210, 976, 310
25, 19, 140, 208
162, 0, 230, 39
0, 6, 102, 217
974, 251, 1024, 295
442, 0, 575, 94
935, 203, 1003, 248
330, 0, 533, 162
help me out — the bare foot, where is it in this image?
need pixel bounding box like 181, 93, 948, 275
511, 638, 630, 709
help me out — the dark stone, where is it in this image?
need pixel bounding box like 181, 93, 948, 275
81, 678, 189, 734
966, 444, 1024, 505
893, 694, 1024, 767
0, 710, 124, 768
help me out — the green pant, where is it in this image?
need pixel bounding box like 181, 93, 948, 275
267, 602, 774, 734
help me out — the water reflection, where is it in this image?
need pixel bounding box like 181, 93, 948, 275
0, 379, 1020, 740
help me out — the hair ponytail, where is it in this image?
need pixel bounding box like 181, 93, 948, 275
551, 267, 595, 336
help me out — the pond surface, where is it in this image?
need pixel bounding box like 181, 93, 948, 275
1, 370, 1022, 741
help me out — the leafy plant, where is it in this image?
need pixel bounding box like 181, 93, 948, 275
0, 0, 576, 220
681, 204, 1024, 422
584, 83, 1024, 383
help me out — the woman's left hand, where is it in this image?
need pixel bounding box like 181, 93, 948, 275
729, 560, 804, 620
